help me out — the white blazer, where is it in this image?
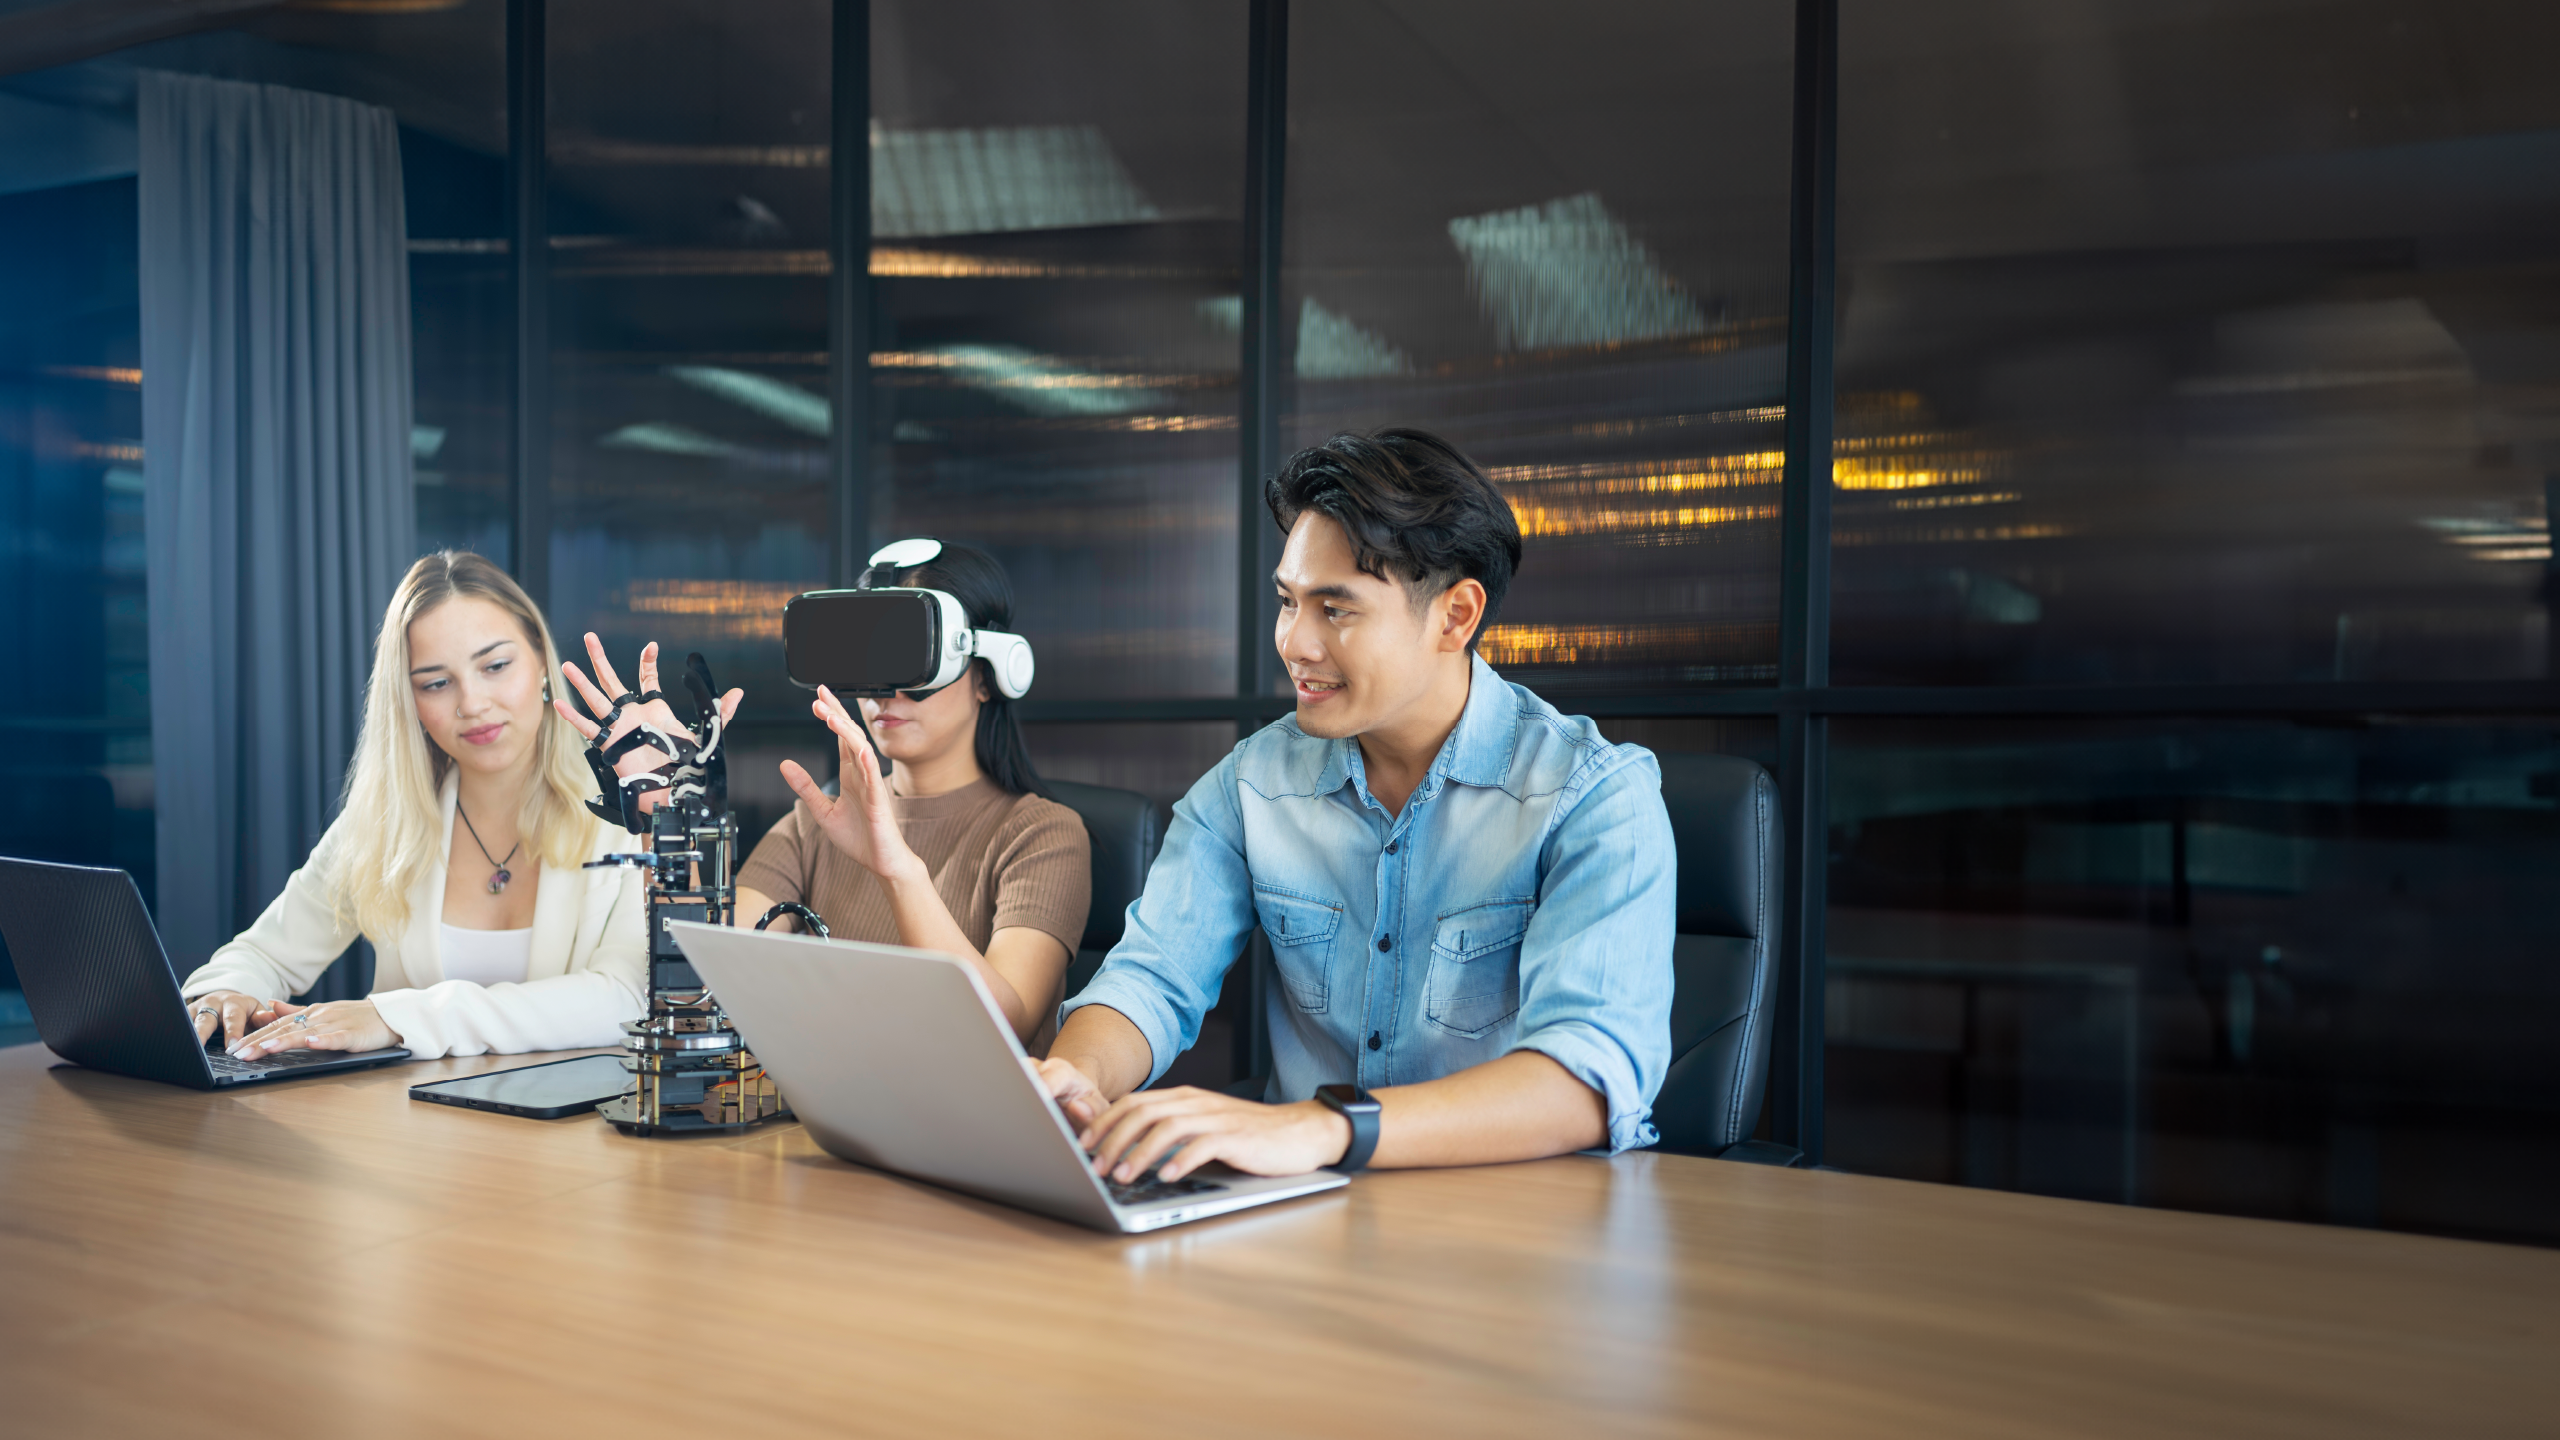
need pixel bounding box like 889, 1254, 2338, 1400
180, 773, 649, 1059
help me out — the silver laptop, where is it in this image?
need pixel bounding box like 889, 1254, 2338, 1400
669, 921, 1347, 1233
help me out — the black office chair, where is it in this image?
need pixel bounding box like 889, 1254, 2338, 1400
1044, 779, 1165, 997
1651, 753, 1799, 1165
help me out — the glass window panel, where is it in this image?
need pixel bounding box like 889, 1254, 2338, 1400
1282, 1, 1794, 696
1836, 2, 2560, 685
546, 0, 835, 719
1, 54, 151, 1035
1592, 716, 1778, 771
407, 121, 511, 559
1827, 715, 2560, 1245
0, 176, 148, 954
871, 0, 1246, 701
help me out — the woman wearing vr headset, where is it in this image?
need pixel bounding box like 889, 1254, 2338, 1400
733, 540, 1090, 1048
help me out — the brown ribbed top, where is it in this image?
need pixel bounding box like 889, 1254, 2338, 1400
735, 778, 1091, 1042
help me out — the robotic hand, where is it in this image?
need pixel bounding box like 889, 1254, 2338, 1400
566, 648, 732, 835
566, 646, 793, 1138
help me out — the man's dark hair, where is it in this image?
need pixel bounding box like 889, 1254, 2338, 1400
1264, 427, 1522, 651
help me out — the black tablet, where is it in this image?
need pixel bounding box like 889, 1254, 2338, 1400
409, 1053, 629, 1119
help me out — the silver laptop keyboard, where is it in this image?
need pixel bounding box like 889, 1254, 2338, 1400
1106, 1172, 1229, 1207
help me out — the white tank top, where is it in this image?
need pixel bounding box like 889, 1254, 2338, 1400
438, 924, 534, 987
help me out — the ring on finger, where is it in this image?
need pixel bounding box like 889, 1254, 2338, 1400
294, 1011, 314, 1027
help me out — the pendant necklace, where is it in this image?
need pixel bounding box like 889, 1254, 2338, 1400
456, 802, 521, 894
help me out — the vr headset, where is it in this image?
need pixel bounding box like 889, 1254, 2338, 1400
783, 539, 1036, 771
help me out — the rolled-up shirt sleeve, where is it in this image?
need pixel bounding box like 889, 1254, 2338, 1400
1061, 750, 1258, 1086
1508, 752, 1677, 1154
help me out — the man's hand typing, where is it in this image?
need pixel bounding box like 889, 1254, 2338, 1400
1074, 1084, 1352, 1184
1038, 1001, 1349, 1182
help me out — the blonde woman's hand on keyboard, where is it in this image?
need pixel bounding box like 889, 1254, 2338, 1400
189, 990, 286, 1049
229, 999, 399, 1060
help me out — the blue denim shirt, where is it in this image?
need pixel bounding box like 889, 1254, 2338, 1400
1065, 654, 1676, 1153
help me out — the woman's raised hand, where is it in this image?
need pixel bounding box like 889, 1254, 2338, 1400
554, 635, 744, 792
777, 685, 922, 883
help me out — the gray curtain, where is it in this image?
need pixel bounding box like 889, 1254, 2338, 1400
139, 72, 417, 998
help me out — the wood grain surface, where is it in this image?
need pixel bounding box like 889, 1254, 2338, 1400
0, 1042, 2550, 1438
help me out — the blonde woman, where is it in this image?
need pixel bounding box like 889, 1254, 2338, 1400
183, 551, 730, 1061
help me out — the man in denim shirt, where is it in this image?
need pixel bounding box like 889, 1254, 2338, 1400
1042, 428, 1676, 1182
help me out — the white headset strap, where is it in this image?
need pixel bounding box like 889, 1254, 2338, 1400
968, 629, 1035, 698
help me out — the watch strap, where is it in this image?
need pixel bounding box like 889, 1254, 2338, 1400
1320, 1085, 1381, 1172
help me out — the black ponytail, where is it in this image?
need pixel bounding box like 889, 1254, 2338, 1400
862, 540, 1048, 798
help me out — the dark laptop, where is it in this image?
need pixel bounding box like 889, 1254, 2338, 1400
0, 857, 410, 1088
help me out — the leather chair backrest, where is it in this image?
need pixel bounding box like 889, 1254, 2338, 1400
1043, 779, 1165, 996
1650, 753, 1783, 1156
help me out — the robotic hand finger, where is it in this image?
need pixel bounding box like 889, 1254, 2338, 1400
579, 654, 729, 835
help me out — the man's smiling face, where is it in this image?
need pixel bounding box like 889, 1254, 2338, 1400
1272, 511, 1451, 741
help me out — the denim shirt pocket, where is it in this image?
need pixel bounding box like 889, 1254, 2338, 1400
1425, 897, 1534, 1038
1253, 884, 1342, 1014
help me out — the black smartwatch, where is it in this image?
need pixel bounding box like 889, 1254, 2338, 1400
1315, 1083, 1381, 1172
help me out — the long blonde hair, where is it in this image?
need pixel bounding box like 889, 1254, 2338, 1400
334, 551, 601, 938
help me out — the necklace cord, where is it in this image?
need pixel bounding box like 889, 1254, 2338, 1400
455, 802, 522, 869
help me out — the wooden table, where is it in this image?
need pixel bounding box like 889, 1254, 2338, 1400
1, 1044, 2551, 1438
